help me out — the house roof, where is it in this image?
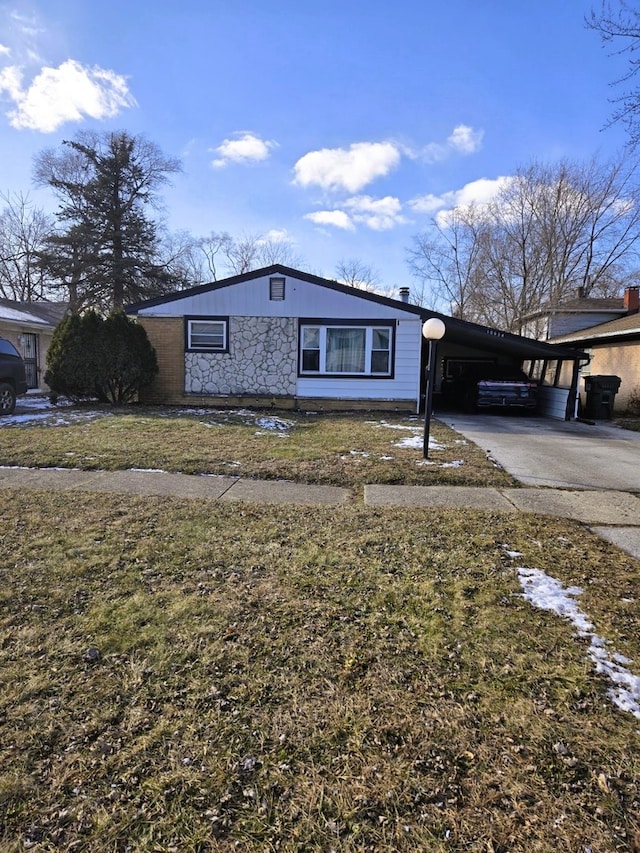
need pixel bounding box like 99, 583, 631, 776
520, 295, 625, 320
432, 312, 589, 361
126, 264, 588, 363
550, 311, 640, 345
0, 298, 68, 328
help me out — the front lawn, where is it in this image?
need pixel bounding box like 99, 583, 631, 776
1, 402, 515, 488
1, 490, 639, 851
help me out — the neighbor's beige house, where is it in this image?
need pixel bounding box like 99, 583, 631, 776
550, 309, 640, 414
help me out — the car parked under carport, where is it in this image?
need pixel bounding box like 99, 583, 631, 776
420, 312, 589, 421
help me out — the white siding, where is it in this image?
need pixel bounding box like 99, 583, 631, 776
137, 273, 415, 321
538, 385, 570, 419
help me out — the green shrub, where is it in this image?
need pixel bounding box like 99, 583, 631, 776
45, 310, 158, 405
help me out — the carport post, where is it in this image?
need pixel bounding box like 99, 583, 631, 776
422, 318, 446, 458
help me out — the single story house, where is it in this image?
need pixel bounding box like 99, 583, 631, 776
0, 299, 68, 391
126, 265, 588, 418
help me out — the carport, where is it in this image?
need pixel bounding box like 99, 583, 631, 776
420, 312, 589, 420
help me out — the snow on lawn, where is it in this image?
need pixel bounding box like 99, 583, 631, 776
506, 549, 640, 719
372, 419, 463, 469
3, 396, 111, 427
254, 416, 294, 436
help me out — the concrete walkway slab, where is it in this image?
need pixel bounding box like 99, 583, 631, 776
0, 466, 239, 499
365, 484, 516, 511
222, 479, 351, 505
0, 466, 350, 505
0, 466, 103, 490
502, 488, 640, 525
78, 470, 239, 499
590, 526, 640, 561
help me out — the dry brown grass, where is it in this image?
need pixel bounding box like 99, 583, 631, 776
1, 489, 639, 851
0, 405, 515, 488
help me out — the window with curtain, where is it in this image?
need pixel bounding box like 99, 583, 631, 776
299, 323, 393, 376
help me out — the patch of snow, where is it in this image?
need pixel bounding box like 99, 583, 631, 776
441, 460, 464, 468
376, 420, 421, 431
0, 464, 83, 472
4, 395, 112, 427
517, 567, 640, 719
129, 468, 169, 474
255, 416, 293, 432
394, 434, 422, 449
394, 432, 445, 451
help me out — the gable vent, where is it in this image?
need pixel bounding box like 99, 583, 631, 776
269, 277, 285, 300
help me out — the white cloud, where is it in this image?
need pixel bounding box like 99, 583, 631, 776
0, 59, 136, 132
406, 192, 444, 214
0, 65, 23, 101
293, 141, 401, 192
447, 124, 484, 154
304, 210, 355, 230
304, 195, 406, 232
421, 124, 484, 164
0, 44, 10, 57
261, 228, 290, 243
344, 195, 407, 230
211, 132, 277, 168
409, 176, 513, 216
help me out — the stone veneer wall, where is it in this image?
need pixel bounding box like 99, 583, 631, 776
186, 316, 297, 396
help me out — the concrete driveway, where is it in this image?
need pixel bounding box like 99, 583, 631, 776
436, 412, 640, 492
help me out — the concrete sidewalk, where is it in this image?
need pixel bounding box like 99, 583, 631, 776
1, 466, 639, 561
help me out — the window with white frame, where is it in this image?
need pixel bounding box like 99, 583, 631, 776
299, 322, 393, 376
186, 318, 228, 351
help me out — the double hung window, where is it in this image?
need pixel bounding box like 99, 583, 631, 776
300, 322, 393, 376
186, 318, 228, 352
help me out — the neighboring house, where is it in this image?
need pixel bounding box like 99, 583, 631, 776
519, 287, 628, 340
548, 287, 640, 414
0, 299, 68, 391
126, 265, 588, 418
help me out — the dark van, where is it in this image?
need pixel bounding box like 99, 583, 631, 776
0, 337, 28, 415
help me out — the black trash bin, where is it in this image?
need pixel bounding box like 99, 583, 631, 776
583, 375, 622, 419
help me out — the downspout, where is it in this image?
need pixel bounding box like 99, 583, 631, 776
565, 359, 581, 421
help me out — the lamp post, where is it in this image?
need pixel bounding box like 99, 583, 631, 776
422, 318, 446, 458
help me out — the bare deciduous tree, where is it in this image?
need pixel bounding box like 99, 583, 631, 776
0, 191, 53, 301
407, 208, 487, 315
224, 232, 303, 275
407, 157, 640, 331
335, 258, 381, 292
587, 1, 640, 147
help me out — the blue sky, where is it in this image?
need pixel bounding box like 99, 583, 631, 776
0, 0, 632, 289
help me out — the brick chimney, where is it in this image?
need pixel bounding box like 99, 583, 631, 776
624, 286, 640, 314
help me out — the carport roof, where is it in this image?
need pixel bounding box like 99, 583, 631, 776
422, 311, 589, 362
